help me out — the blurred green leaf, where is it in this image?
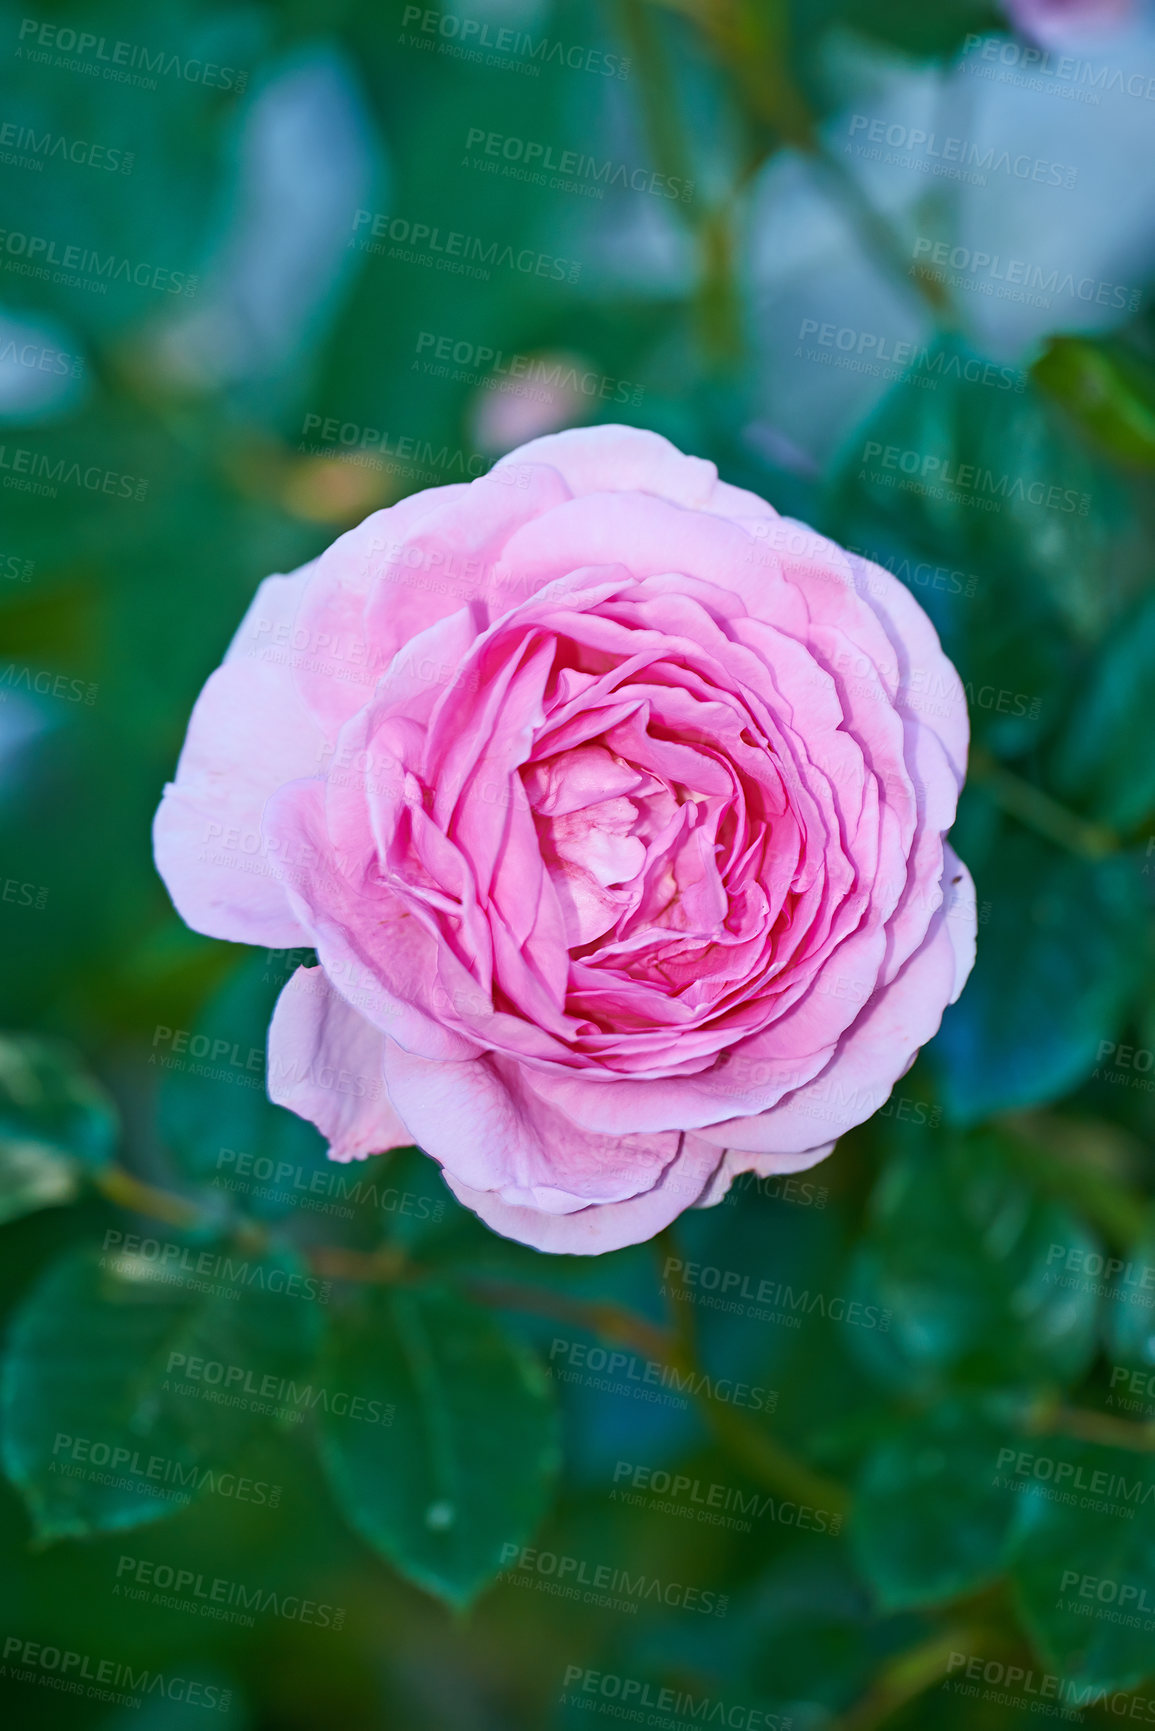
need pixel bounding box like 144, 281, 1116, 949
1048, 593, 1155, 832
0, 1034, 118, 1224
934, 833, 1147, 1122
831, 359, 1124, 643
156, 950, 331, 1216
1009, 1436, 1155, 1693
1102, 1206, 1155, 1372
317, 1284, 559, 1608
848, 1127, 1102, 1393
1034, 336, 1155, 469
851, 1399, 1019, 1611
1, 1242, 319, 1541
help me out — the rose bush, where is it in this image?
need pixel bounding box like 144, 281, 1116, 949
154, 425, 975, 1253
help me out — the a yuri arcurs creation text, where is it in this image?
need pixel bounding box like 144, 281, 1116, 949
154, 425, 974, 1252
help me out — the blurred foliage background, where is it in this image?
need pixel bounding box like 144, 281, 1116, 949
3, 0, 1155, 1726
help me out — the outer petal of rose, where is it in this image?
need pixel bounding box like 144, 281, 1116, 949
291, 468, 573, 738
153, 572, 323, 947
695, 851, 976, 1156
382, 1042, 690, 1211
495, 424, 723, 508
443, 1133, 727, 1255
693, 1141, 837, 1210
267, 966, 413, 1162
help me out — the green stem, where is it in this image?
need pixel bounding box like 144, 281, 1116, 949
831, 1626, 1004, 1731
701, 1401, 851, 1516
1000, 1117, 1147, 1250
1027, 1397, 1155, 1454
655, 1231, 850, 1515
95, 1162, 853, 1513
970, 748, 1118, 859
94, 1165, 207, 1229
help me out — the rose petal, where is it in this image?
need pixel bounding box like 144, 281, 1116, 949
444, 1132, 726, 1254
154, 571, 323, 947
267, 965, 413, 1160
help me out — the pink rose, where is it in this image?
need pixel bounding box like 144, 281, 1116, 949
154, 426, 975, 1254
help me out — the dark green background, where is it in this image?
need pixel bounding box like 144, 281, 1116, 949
3, 0, 1155, 1726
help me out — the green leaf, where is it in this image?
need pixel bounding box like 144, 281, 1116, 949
933, 832, 1147, 1123
1, 1242, 320, 1541
851, 1399, 1019, 1611
1048, 593, 1155, 832
1009, 1436, 1155, 1692
155, 951, 331, 1218
830, 358, 1124, 642
848, 1127, 1102, 1393
1034, 336, 1155, 469
317, 1285, 559, 1608
0, 1034, 118, 1225
1101, 1206, 1155, 1373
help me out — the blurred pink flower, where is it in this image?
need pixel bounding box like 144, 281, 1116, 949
1004, 0, 1135, 42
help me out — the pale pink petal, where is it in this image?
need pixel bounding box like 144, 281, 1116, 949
696, 852, 975, 1156
444, 1132, 726, 1255
267, 965, 412, 1161
694, 1141, 837, 1209
153, 572, 323, 947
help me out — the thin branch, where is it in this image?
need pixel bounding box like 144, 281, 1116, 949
94, 1165, 207, 1229
1027, 1399, 1155, 1454
970, 748, 1119, 860
830, 1627, 999, 1731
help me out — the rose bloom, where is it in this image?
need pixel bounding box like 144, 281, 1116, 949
155, 426, 974, 1253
